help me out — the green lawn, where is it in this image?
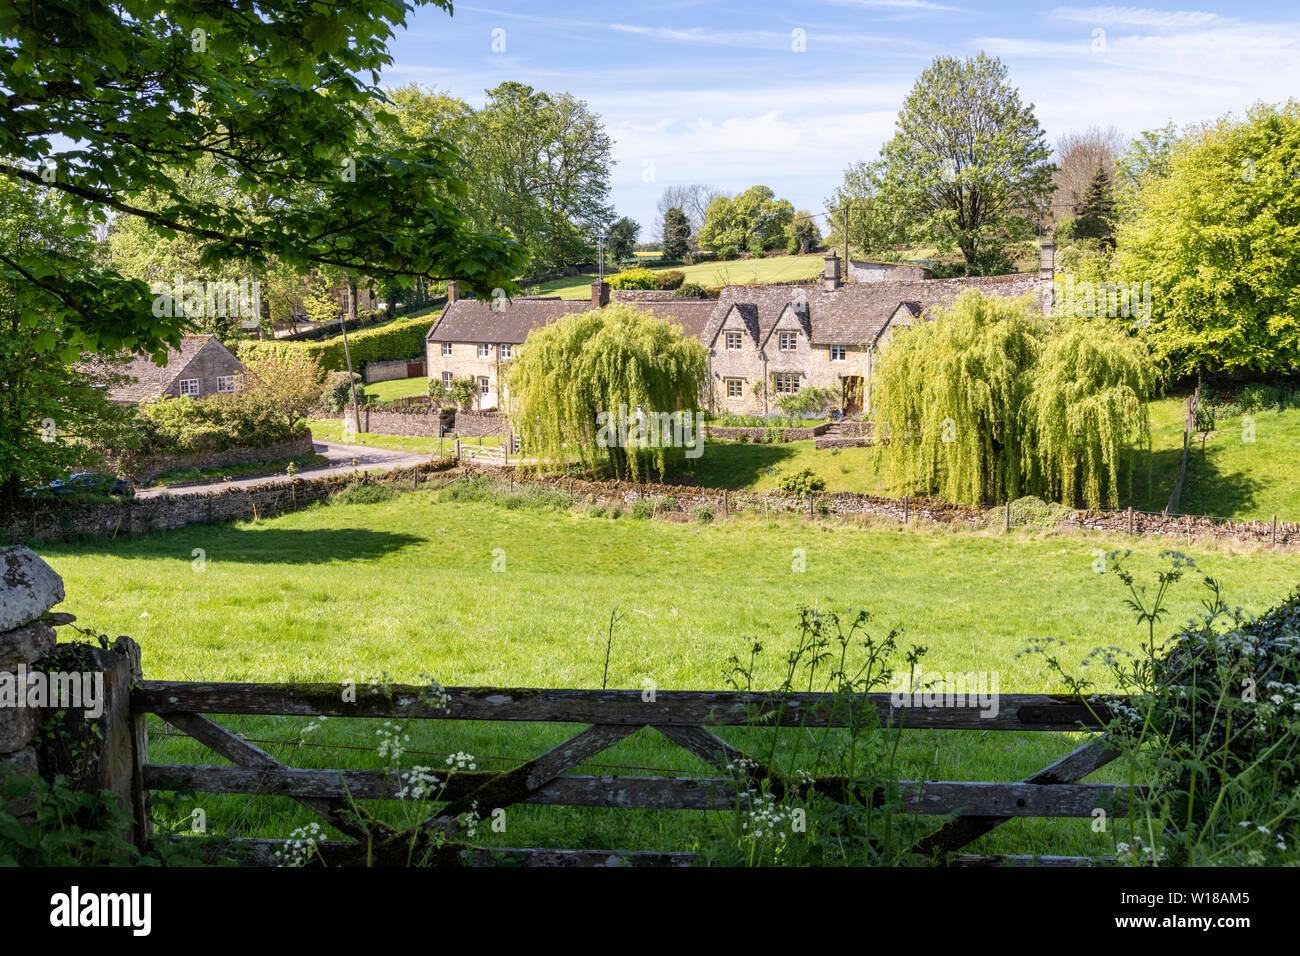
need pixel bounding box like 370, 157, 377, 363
531, 253, 826, 299
306, 417, 501, 455
365, 376, 431, 404
38, 489, 1300, 857
688, 394, 1300, 522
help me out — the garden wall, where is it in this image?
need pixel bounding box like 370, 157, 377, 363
3, 460, 456, 544
500, 472, 1300, 549
343, 405, 453, 437
704, 423, 830, 442
364, 357, 425, 383
116, 431, 316, 483
455, 410, 509, 438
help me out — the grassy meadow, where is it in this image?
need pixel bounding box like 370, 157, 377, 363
38, 484, 1300, 858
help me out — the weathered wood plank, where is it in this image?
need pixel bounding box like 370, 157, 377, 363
205, 837, 698, 867
652, 725, 745, 770
160, 713, 376, 842
134, 682, 1112, 730
910, 736, 1121, 858
144, 765, 1129, 817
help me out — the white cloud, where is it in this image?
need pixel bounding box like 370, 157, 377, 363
1051, 6, 1230, 28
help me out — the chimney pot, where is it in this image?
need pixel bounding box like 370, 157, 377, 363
591, 281, 610, 308
823, 251, 841, 291
1038, 241, 1055, 280
446, 280, 459, 304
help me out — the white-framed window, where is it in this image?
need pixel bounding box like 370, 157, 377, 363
779, 331, 797, 351
477, 343, 491, 358
441, 342, 453, 356
178, 378, 200, 397
830, 345, 847, 362
216, 374, 242, 393
478, 375, 490, 395
726, 378, 744, 398
499, 343, 512, 360
773, 372, 800, 395
725, 331, 743, 350
442, 371, 453, 388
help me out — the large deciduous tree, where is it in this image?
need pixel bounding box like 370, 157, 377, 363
872, 291, 1153, 509
697, 186, 794, 254
460, 81, 614, 273
507, 303, 709, 481
0, 0, 526, 361
826, 161, 907, 258
0, 181, 138, 506
873, 53, 1054, 274
1114, 102, 1300, 377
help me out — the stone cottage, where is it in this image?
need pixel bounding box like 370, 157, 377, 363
96, 334, 246, 404
425, 251, 1051, 416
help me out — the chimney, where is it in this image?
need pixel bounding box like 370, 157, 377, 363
823, 251, 841, 291
446, 280, 459, 303
1038, 241, 1055, 280
591, 281, 610, 308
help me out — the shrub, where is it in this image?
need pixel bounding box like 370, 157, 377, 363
675, 281, 709, 299
606, 267, 661, 290
718, 245, 739, 260
448, 376, 478, 411
630, 499, 654, 519
588, 502, 609, 518
657, 270, 686, 290
321, 370, 366, 413
1237, 383, 1280, 413
688, 250, 717, 264
134, 393, 303, 456
693, 504, 715, 523
776, 385, 838, 418
776, 468, 827, 497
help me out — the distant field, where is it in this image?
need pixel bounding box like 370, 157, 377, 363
530, 253, 826, 299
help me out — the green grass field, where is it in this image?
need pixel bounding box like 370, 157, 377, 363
38, 486, 1300, 857
531, 253, 827, 299
364, 376, 432, 404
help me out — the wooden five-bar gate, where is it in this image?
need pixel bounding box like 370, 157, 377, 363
97, 655, 1125, 866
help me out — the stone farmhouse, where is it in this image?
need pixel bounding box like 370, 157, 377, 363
94, 334, 246, 404
425, 249, 1052, 416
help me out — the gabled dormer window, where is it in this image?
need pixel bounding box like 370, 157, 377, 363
725, 331, 743, 350
778, 331, 797, 351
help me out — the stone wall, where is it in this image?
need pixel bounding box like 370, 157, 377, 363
0, 547, 63, 821
814, 436, 872, 450
3, 460, 456, 545
118, 431, 316, 483
344, 405, 453, 437
704, 423, 830, 442
364, 357, 425, 383
467, 470, 1300, 549
455, 410, 509, 438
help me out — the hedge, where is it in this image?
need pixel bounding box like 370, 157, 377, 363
238, 313, 434, 372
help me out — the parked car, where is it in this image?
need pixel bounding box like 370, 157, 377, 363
37, 473, 135, 499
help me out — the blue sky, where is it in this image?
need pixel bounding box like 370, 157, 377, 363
383, 2, 1300, 238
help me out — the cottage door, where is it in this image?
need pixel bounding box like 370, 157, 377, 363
843, 376, 864, 416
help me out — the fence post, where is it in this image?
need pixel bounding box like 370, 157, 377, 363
1272, 515, 1278, 547
455, 439, 461, 462
904, 495, 909, 525
1004, 501, 1011, 534
807, 493, 814, 521
1127, 507, 1133, 536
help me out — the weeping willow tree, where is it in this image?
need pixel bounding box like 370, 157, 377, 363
872, 290, 1155, 508
872, 291, 1043, 505
1020, 326, 1155, 509
506, 302, 710, 481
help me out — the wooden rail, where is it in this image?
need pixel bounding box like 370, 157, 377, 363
128, 681, 1125, 867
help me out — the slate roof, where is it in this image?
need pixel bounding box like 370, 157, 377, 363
89, 335, 230, 403
424, 273, 1050, 351
425, 297, 590, 344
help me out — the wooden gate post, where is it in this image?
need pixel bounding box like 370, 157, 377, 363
38, 636, 151, 850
